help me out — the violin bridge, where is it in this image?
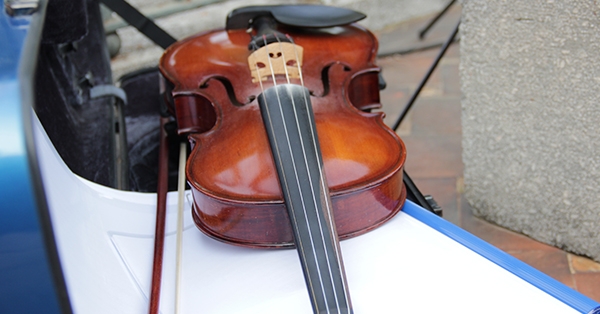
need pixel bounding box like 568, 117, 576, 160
248, 42, 303, 83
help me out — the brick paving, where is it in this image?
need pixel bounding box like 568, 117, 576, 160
376, 6, 600, 303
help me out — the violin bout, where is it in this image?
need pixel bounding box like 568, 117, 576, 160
159, 16, 407, 249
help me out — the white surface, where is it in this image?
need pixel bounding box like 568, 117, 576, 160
34, 114, 579, 313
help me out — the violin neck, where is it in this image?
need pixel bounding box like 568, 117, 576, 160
258, 84, 353, 314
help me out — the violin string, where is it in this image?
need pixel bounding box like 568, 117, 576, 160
264, 34, 330, 313
286, 34, 350, 311
275, 34, 291, 85
255, 35, 320, 311
286, 35, 350, 312
255, 57, 265, 94
264, 35, 279, 87
287, 35, 305, 88
279, 34, 344, 313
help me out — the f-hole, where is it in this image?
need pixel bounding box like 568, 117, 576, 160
319, 63, 352, 97
199, 76, 247, 106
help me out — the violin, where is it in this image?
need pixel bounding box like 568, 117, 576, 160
159, 5, 406, 313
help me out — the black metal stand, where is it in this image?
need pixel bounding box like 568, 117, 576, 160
100, 0, 177, 49
392, 21, 461, 217
392, 21, 460, 132
403, 171, 442, 216
418, 0, 457, 40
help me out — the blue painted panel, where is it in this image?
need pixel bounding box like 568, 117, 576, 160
403, 200, 600, 313
0, 5, 65, 314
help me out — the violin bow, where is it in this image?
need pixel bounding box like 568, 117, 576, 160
174, 142, 187, 313
149, 117, 170, 314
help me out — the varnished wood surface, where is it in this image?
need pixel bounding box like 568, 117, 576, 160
159, 23, 407, 248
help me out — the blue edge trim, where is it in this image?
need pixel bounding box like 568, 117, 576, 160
403, 200, 600, 314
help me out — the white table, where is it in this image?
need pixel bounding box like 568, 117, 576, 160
35, 115, 600, 314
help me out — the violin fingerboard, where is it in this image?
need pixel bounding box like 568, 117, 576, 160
258, 84, 353, 314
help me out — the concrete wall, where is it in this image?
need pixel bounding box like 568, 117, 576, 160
460, 0, 600, 261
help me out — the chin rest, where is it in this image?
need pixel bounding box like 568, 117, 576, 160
226, 5, 366, 30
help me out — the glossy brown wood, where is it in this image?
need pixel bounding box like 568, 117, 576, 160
149, 117, 170, 314
159, 24, 407, 248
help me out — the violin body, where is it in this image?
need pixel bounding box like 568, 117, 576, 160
160, 21, 406, 248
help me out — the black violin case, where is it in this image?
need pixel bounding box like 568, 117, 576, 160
36, 0, 180, 193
